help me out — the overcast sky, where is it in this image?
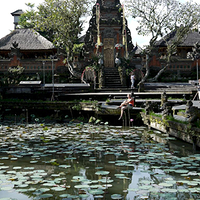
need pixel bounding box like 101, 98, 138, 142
0, 0, 197, 48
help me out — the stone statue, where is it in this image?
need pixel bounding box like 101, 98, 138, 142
161, 102, 172, 120
161, 91, 167, 108
144, 101, 152, 115
185, 100, 199, 123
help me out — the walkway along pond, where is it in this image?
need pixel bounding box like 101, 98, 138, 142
0, 122, 200, 199
1, 92, 200, 149
0, 99, 141, 126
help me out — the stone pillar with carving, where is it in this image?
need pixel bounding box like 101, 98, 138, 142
83, 0, 134, 79
185, 100, 199, 123
161, 102, 172, 120
122, 66, 126, 87
161, 91, 167, 108
98, 65, 105, 88
8, 41, 22, 67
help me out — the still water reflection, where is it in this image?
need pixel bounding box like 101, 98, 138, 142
0, 123, 200, 200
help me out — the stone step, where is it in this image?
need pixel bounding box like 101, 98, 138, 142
105, 78, 120, 81
104, 72, 119, 75
104, 67, 118, 70
104, 85, 125, 88
105, 78, 121, 81
105, 82, 121, 85
105, 75, 120, 77
104, 67, 122, 88
104, 71, 119, 74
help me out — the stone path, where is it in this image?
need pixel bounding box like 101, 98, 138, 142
173, 100, 200, 110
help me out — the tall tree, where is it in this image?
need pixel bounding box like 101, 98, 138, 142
126, 0, 200, 86
19, 0, 95, 58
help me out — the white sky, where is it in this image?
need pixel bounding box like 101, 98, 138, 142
0, 0, 198, 48
0, 0, 41, 38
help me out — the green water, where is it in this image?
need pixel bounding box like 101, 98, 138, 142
0, 123, 200, 200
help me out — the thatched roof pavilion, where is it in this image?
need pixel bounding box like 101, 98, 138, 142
0, 28, 57, 60
156, 30, 200, 47
149, 30, 200, 76
0, 28, 55, 51
0, 28, 62, 75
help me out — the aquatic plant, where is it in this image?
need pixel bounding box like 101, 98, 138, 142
0, 123, 199, 200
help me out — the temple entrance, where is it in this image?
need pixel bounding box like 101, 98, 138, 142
103, 38, 114, 67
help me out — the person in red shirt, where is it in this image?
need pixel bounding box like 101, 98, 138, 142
118, 94, 134, 120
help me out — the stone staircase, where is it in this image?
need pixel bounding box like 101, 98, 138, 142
104, 67, 123, 88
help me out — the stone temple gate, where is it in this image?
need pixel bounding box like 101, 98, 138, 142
82, 0, 135, 88
84, 0, 134, 68
85, 0, 133, 67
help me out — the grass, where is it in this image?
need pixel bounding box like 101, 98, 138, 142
177, 109, 186, 113
149, 111, 189, 125
149, 112, 162, 118
168, 97, 185, 101
166, 115, 189, 124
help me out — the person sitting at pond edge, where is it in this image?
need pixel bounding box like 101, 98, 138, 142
118, 94, 134, 120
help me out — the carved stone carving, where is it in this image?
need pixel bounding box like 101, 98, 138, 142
162, 102, 172, 120
103, 28, 115, 38
185, 100, 199, 123
104, 38, 114, 67
144, 101, 152, 115
161, 91, 167, 107
84, 0, 134, 61
8, 41, 22, 59
97, 0, 120, 6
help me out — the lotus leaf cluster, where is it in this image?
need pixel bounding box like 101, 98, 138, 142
0, 123, 199, 199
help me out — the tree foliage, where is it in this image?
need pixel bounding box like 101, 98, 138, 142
19, 3, 36, 29
126, 0, 200, 83
187, 42, 200, 60
19, 0, 95, 57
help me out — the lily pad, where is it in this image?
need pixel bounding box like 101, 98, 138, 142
95, 171, 110, 176
111, 194, 123, 199
175, 169, 189, 174
51, 187, 66, 191
74, 184, 90, 189
38, 194, 53, 198
89, 189, 104, 195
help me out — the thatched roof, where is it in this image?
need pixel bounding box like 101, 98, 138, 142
0, 29, 55, 50
156, 30, 200, 47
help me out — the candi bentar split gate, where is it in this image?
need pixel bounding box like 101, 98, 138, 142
73, 0, 143, 89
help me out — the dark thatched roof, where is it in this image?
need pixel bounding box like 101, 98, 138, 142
156, 30, 200, 47
0, 29, 55, 50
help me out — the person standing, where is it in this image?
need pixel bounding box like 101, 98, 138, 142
130, 72, 135, 89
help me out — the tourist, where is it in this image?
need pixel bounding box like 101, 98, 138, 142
118, 94, 134, 120
130, 72, 135, 89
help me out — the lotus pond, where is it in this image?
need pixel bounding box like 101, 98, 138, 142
0, 122, 200, 200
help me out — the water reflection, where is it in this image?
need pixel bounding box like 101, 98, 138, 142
0, 123, 199, 199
